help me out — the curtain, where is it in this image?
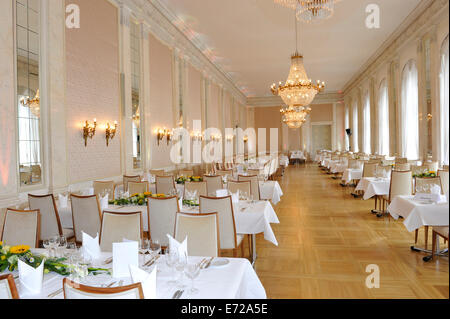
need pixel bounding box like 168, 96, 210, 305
363, 93, 371, 154
352, 101, 359, 152
345, 106, 349, 150
378, 80, 389, 156
401, 60, 419, 160
440, 36, 449, 165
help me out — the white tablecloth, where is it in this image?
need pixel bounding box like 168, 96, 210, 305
13, 252, 266, 299
58, 200, 280, 246
388, 195, 449, 232
330, 163, 347, 174
115, 183, 184, 198
290, 151, 306, 160
355, 177, 390, 200
279, 156, 289, 167
259, 181, 283, 205
342, 169, 363, 184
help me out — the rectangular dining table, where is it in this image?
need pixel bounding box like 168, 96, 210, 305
8, 251, 266, 299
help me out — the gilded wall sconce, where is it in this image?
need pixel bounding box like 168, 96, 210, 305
191, 131, 203, 142
83, 119, 97, 147
226, 135, 234, 142
243, 135, 249, 143
157, 128, 166, 146
166, 129, 173, 145
105, 121, 118, 146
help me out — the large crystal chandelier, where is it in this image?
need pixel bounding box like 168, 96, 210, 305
270, 16, 325, 129
20, 89, 40, 118
274, 0, 339, 24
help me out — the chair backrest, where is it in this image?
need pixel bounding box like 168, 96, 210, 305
347, 159, 359, 169
63, 278, 143, 299
395, 157, 408, 164
128, 182, 149, 195
438, 170, 449, 194
443, 165, 449, 171
155, 176, 176, 195
203, 175, 223, 196
410, 165, 424, 176
362, 163, 378, 178
216, 170, 233, 177
389, 170, 413, 202
184, 181, 207, 198
199, 196, 237, 250
149, 169, 165, 177
178, 169, 194, 177
100, 212, 142, 252
174, 212, 219, 257
1, 209, 40, 248
70, 195, 102, 244
238, 175, 260, 200
424, 161, 439, 173
28, 194, 62, 241
123, 175, 141, 192
368, 159, 382, 164
415, 176, 443, 194
395, 163, 411, 172
377, 165, 392, 179
227, 181, 251, 196
147, 196, 179, 247
0, 275, 19, 299
93, 181, 115, 200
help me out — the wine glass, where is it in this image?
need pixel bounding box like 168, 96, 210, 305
175, 252, 187, 289
43, 239, 51, 257
139, 239, 149, 266
185, 262, 201, 295
165, 248, 178, 285
149, 240, 161, 260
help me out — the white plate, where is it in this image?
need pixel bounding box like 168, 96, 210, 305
210, 258, 230, 268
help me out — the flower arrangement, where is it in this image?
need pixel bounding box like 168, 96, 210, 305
0, 242, 109, 275
109, 192, 166, 206
176, 176, 203, 184
413, 171, 437, 178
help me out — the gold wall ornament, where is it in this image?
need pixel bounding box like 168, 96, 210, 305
166, 129, 173, 145
191, 131, 203, 142
156, 128, 166, 146
105, 121, 118, 146
243, 135, 249, 143
83, 119, 97, 147
427, 113, 433, 121
226, 135, 234, 142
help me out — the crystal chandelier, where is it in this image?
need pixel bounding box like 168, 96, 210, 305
20, 89, 40, 118
274, 0, 339, 24
270, 16, 325, 129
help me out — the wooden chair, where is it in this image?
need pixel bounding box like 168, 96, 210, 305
70, 195, 102, 245
123, 175, 141, 193
93, 181, 115, 200
0, 275, 20, 299
238, 175, 260, 200
1, 209, 40, 248
128, 181, 149, 195
155, 176, 176, 195
438, 170, 449, 194
63, 278, 144, 299
203, 175, 223, 196
147, 196, 179, 248
184, 181, 207, 198
174, 212, 220, 257
100, 211, 142, 252
430, 227, 449, 261
227, 181, 251, 196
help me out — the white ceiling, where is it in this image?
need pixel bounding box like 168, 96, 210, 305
158, 0, 422, 97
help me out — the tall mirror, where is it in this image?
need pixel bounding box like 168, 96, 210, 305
16, 0, 42, 186
130, 21, 142, 169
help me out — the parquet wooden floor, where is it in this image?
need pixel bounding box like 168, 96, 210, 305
253, 164, 449, 299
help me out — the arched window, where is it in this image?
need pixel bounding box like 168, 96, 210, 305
363, 91, 371, 154
352, 99, 359, 152
401, 60, 419, 160
439, 35, 449, 165
378, 79, 389, 156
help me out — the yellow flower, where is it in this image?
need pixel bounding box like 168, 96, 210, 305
0, 241, 2, 246
1, 256, 5, 261
10, 245, 30, 254
429, 171, 436, 174
144, 192, 152, 196
130, 193, 139, 198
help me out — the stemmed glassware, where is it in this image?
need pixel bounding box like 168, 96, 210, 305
165, 248, 178, 285
175, 252, 188, 289
139, 239, 150, 266
184, 262, 201, 295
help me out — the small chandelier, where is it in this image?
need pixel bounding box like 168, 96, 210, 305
274, 0, 340, 24
280, 105, 312, 129
20, 89, 40, 118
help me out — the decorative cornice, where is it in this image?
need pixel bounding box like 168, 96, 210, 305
247, 92, 344, 107
115, 0, 247, 105
343, 0, 448, 95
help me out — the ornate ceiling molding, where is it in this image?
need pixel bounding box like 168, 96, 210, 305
115, 0, 247, 105
343, 0, 448, 95
247, 92, 344, 107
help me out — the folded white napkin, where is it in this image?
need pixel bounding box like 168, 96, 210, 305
123, 191, 130, 198
167, 234, 188, 257
58, 194, 68, 208
82, 232, 102, 260
232, 191, 239, 204
18, 259, 44, 294
129, 264, 157, 299
113, 241, 139, 278
216, 189, 229, 197
99, 194, 109, 210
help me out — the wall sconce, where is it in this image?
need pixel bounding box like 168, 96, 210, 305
166, 129, 173, 145
427, 113, 433, 121
156, 128, 166, 146
105, 121, 118, 147
83, 119, 97, 147
191, 131, 203, 142
211, 134, 221, 142
243, 135, 249, 143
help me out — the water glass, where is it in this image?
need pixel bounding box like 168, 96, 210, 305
175, 253, 188, 289
165, 249, 178, 285
185, 262, 201, 295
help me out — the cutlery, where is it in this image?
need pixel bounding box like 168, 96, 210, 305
106, 281, 117, 288
205, 257, 214, 269
104, 257, 113, 264
199, 258, 207, 268
176, 290, 184, 299
144, 255, 160, 267
47, 288, 63, 298
172, 290, 181, 299
118, 280, 124, 287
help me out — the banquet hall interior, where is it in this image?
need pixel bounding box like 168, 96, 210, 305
0, 0, 449, 300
